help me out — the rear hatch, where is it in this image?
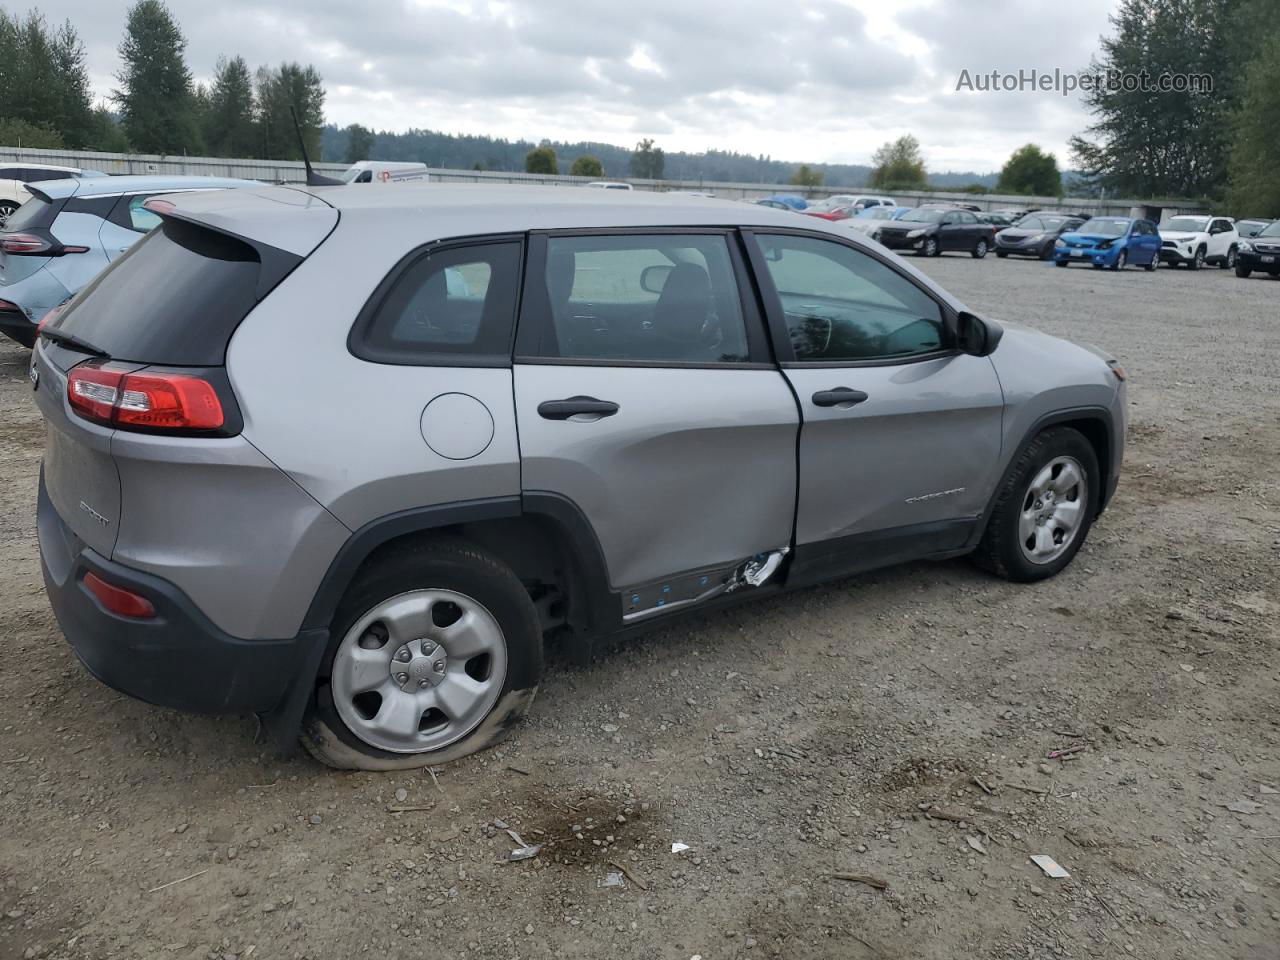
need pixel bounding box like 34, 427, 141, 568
33, 186, 337, 558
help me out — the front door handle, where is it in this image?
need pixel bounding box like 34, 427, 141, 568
537, 396, 620, 420
811, 387, 869, 408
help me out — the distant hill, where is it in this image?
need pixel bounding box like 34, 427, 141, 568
320, 124, 999, 189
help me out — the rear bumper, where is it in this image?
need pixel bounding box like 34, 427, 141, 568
38, 473, 311, 714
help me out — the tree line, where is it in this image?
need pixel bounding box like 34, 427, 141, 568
1071, 0, 1280, 215
0, 1, 326, 161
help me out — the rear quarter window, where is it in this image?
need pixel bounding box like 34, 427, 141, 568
349, 239, 523, 366
48, 218, 298, 366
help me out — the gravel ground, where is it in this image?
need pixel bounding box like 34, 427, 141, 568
1, 255, 1278, 960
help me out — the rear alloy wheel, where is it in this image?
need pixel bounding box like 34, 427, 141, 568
1111, 249, 1127, 271
302, 539, 542, 770
971, 427, 1099, 582
0, 201, 17, 228
972, 238, 989, 259
1220, 246, 1236, 269
1190, 246, 1205, 270
918, 237, 939, 257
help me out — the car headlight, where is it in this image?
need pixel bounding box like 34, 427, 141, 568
1026, 234, 1046, 243
1097, 240, 1113, 250
1055, 238, 1066, 247
1240, 240, 1253, 252
906, 229, 925, 238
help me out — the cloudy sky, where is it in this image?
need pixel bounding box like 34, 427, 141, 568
34, 0, 1118, 172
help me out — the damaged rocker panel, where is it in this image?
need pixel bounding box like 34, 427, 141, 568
621, 547, 790, 622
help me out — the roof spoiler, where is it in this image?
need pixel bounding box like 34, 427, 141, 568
291, 106, 344, 187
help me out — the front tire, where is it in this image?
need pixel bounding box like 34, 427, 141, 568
1236, 264, 1252, 278
1055, 260, 1069, 267
1189, 245, 1205, 270
996, 251, 1009, 258
918, 237, 939, 258
1110, 250, 1127, 271
302, 539, 543, 770
971, 427, 1099, 582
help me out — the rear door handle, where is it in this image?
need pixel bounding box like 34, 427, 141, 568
811, 387, 869, 408
537, 396, 620, 420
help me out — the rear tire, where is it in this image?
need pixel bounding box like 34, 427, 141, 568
972, 238, 989, 259
0, 201, 17, 228
1220, 246, 1236, 269
301, 538, 543, 770
971, 427, 1099, 583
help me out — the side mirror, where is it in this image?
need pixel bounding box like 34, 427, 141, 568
956, 311, 1003, 357
639, 264, 672, 294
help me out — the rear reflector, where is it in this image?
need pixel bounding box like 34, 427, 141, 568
68, 360, 224, 432
83, 571, 157, 619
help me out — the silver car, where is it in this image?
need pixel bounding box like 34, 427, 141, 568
0, 175, 256, 346
33, 184, 1127, 770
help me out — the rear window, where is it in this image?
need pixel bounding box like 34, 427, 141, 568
48, 218, 293, 366
1, 196, 57, 233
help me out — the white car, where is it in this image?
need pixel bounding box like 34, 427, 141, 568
0, 162, 106, 226
845, 205, 909, 241
823, 194, 897, 210
585, 181, 633, 190
1157, 214, 1239, 269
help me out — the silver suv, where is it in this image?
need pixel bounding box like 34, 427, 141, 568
33, 184, 1126, 771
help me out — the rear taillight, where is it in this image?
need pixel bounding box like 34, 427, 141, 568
83, 571, 157, 619
0, 232, 87, 256
0, 232, 50, 254
67, 360, 225, 432
143, 198, 176, 216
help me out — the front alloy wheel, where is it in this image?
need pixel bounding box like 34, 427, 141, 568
971, 426, 1099, 582
1016, 457, 1088, 566
1111, 249, 1127, 271
918, 237, 939, 257
1190, 246, 1205, 270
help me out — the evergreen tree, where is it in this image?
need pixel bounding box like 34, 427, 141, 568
345, 123, 375, 163
525, 145, 557, 174
569, 154, 604, 178
1227, 30, 1280, 216
256, 62, 325, 160
112, 0, 202, 153
204, 56, 258, 157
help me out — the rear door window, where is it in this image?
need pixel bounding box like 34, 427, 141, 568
529, 233, 750, 364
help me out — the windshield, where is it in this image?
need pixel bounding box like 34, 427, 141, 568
1165, 216, 1209, 232
898, 208, 945, 224
1078, 218, 1129, 236
1259, 220, 1280, 237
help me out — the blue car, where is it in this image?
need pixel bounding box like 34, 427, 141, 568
0, 174, 257, 347
756, 194, 808, 211
1054, 216, 1161, 271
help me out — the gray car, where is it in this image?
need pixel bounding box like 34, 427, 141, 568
32, 184, 1127, 770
